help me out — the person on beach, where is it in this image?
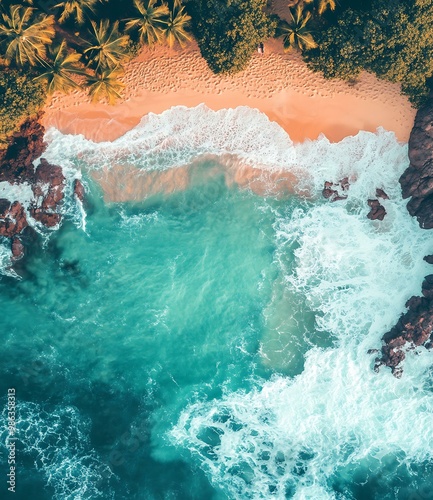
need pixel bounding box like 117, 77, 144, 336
258, 42, 264, 55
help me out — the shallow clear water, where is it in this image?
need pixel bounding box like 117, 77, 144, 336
1, 106, 433, 499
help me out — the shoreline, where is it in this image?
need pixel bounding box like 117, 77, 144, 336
42, 40, 416, 144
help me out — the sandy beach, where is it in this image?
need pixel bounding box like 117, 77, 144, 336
43, 38, 416, 144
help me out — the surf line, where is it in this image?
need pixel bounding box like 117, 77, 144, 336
6, 388, 16, 493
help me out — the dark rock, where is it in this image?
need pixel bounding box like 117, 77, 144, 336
73, 179, 85, 202
422, 275, 433, 299
367, 349, 378, 354
377, 288, 433, 375
322, 187, 337, 199
11, 236, 24, 260
0, 114, 46, 183
339, 177, 350, 191
332, 195, 348, 202
0, 200, 28, 237
30, 208, 61, 227
400, 96, 433, 227
367, 199, 386, 220
0, 198, 11, 216
34, 158, 65, 187
28, 158, 65, 227
405, 295, 424, 310
322, 181, 347, 201
408, 194, 433, 228
376, 188, 389, 200
424, 254, 433, 264
41, 186, 64, 210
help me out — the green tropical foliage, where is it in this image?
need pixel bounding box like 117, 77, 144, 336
189, 0, 276, 74
277, 6, 317, 51
34, 41, 84, 94
83, 19, 130, 71
304, 0, 336, 16
54, 0, 100, 25
125, 0, 169, 46
163, 4, 192, 48
304, 0, 433, 106
0, 5, 55, 66
85, 66, 125, 104
0, 68, 45, 145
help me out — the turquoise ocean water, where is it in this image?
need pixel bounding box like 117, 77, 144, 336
1, 106, 433, 499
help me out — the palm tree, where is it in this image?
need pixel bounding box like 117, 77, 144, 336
0, 5, 55, 66
85, 67, 124, 104
163, 4, 191, 48
54, 0, 100, 25
277, 6, 317, 52
34, 40, 84, 93
83, 19, 130, 71
125, 0, 169, 46
303, 0, 336, 16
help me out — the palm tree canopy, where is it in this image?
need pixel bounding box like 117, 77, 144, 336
278, 6, 317, 51
0, 5, 55, 66
125, 0, 169, 46
34, 40, 84, 94
163, 5, 191, 48
303, 0, 336, 16
83, 19, 130, 71
54, 0, 100, 25
85, 67, 124, 104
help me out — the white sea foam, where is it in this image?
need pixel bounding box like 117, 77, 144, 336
43, 105, 297, 172
0, 162, 86, 273
42, 105, 433, 498
0, 401, 115, 499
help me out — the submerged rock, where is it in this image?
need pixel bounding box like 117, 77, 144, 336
11, 236, 24, 261
73, 179, 85, 202
376, 188, 389, 200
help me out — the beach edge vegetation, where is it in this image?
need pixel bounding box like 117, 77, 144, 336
0, 0, 432, 146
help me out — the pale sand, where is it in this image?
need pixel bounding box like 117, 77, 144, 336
43, 39, 416, 145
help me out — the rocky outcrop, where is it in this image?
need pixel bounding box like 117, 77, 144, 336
29, 158, 65, 227
73, 179, 85, 202
0, 116, 72, 267
375, 277, 433, 377
377, 95, 433, 376
0, 114, 46, 184
322, 178, 349, 202
11, 236, 24, 261
367, 199, 386, 221
400, 96, 433, 228
322, 179, 388, 221
0, 200, 28, 237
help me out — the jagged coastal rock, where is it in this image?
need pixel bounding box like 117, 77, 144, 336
0, 114, 47, 183
377, 96, 433, 375
376, 279, 433, 378
0, 200, 28, 237
0, 115, 83, 264
367, 199, 386, 221
400, 97, 433, 228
